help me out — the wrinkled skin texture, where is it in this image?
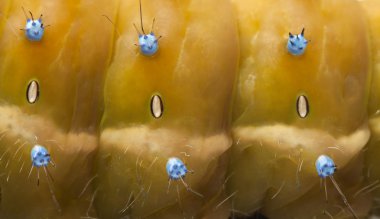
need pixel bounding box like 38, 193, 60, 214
0, 0, 239, 218
0, 0, 113, 218
0, 0, 380, 218
95, 0, 238, 218
227, 0, 372, 218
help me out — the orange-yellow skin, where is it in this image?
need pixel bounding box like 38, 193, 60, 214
360, 0, 380, 216
95, 0, 239, 218
228, 0, 371, 217
0, 0, 380, 218
0, 0, 114, 218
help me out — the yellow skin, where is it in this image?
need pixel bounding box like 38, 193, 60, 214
0, 0, 379, 218
360, 0, 380, 216
96, 0, 238, 218
0, 0, 239, 218
0, 0, 113, 218
228, 0, 371, 218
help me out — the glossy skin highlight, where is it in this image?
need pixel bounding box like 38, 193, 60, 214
228, 0, 371, 217
96, 0, 239, 218
0, 0, 379, 218
0, 1, 114, 218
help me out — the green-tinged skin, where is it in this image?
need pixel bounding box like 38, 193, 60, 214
228, 0, 371, 217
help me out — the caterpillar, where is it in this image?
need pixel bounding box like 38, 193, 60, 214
0, 0, 378, 218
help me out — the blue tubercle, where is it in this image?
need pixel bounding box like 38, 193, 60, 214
31, 145, 51, 167
315, 154, 336, 178
22, 8, 45, 41
134, 0, 161, 56
25, 18, 44, 41
138, 33, 159, 56
287, 28, 308, 56
166, 157, 188, 180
